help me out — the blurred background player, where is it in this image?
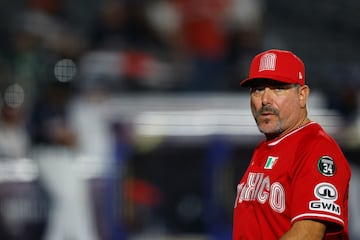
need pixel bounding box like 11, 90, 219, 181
28, 81, 99, 240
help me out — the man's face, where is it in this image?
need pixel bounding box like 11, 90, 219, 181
249, 79, 307, 139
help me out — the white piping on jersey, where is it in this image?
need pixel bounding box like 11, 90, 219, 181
267, 122, 316, 146
291, 212, 344, 225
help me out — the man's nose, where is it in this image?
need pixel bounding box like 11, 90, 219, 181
261, 87, 273, 106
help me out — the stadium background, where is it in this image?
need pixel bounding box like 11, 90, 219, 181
0, 0, 359, 239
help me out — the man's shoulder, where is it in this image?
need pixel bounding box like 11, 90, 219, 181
299, 122, 349, 164
300, 122, 337, 144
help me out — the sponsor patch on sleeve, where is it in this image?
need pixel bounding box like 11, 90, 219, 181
309, 182, 340, 215
317, 156, 336, 177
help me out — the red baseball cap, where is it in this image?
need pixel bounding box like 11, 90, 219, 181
240, 49, 305, 87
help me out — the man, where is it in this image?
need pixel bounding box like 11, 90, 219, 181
233, 49, 351, 239
29, 81, 98, 240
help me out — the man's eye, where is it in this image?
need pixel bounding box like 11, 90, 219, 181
274, 87, 285, 91
251, 87, 264, 92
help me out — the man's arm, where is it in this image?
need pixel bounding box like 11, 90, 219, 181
280, 220, 326, 240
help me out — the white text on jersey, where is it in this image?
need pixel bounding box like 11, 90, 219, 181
234, 172, 285, 213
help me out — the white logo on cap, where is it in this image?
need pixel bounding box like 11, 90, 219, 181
259, 53, 276, 72
298, 72, 303, 79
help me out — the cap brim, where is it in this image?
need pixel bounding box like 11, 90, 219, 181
240, 76, 298, 87
240, 77, 256, 87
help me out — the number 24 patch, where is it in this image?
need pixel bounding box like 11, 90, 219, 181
318, 156, 336, 177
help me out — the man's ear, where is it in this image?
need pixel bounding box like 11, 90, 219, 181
299, 85, 310, 108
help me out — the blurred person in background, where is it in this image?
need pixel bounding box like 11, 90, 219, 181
0, 86, 31, 240
17, 0, 87, 58
90, 0, 126, 51
147, 0, 264, 92
0, 84, 50, 240
87, 0, 174, 91
9, 15, 48, 112
0, 93, 29, 159
322, 63, 359, 147
90, 0, 168, 54
223, 0, 265, 90
168, 0, 229, 91
7, 0, 86, 113
28, 81, 98, 240
234, 49, 351, 239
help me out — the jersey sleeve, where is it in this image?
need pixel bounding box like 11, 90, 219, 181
289, 136, 351, 235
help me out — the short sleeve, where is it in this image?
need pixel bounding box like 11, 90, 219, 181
289, 138, 351, 234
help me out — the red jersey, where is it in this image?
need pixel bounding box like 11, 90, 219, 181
233, 122, 351, 239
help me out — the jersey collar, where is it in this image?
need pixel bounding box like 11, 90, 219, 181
267, 121, 315, 146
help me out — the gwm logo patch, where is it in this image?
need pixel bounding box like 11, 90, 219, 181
309, 183, 340, 215
318, 156, 336, 177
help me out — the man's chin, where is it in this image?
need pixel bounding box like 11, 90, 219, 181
258, 125, 282, 137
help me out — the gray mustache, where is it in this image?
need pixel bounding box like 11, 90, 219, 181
256, 105, 279, 117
